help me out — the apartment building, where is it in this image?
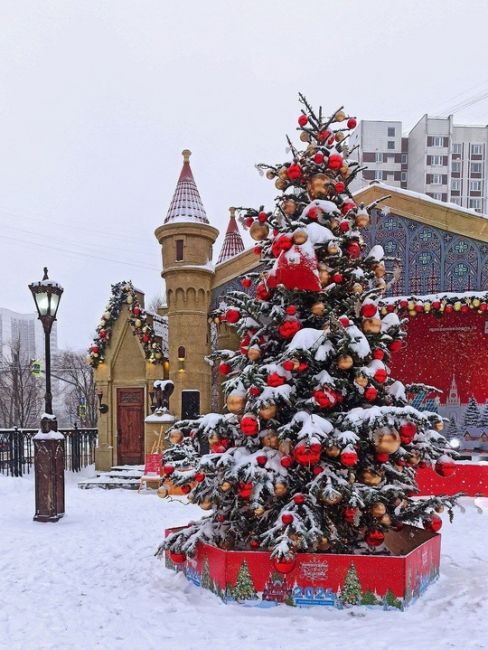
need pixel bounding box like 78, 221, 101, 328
0, 307, 58, 361
350, 115, 488, 214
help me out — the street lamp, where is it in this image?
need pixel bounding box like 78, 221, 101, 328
29, 267, 65, 522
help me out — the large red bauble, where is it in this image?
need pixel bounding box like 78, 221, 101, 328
386, 304, 395, 313
365, 386, 378, 401
399, 422, 417, 444
215, 514, 225, 523
293, 494, 305, 504
335, 181, 346, 193
278, 320, 301, 339
361, 303, 377, 318
285, 305, 297, 315
250, 539, 259, 549
143, 334, 150, 343
241, 277, 252, 289
225, 309, 241, 323
435, 458, 456, 477
340, 449, 358, 467
287, 163, 302, 180
280, 455, 293, 468
373, 348, 385, 360
272, 235, 293, 256
258, 211, 268, 223
318, 130, 330, 142
480, 302, 488, 312
241, 416, 259, 436
389, 340, 402, 352
425, 514, 442, 532
375, 452, 389, 463
248, 385, 261, 397
282, 360, 295, 372
313, 388, 336, 409
343, 506, 358, 523
338, 315, 350, 327
218, 362, 232, 376
294, 443, 321, 466
273, 556, 296, 574
365, 529, 385, 547
194, 472, 205, 482
431, 300, 441, 310
347, 117, 357, 129
444, 304, 453, 313
328, 154, 343, 170
281, 513, 294, 525
312, 465, 324, 475
313, 152, 325, 164
162, 465, 174, 476
339, 220, 350, 233
181, 485, 191, 494
374, 368, 387, 384
244, 216, 254, 228
256, 283, 271, 301
332, 273, 344, 284
91, 345, 100, 354
298, 114, 308, 127
239, 482, 253, 499
347, 241, 361, 258
256, 455, 267, 467
308, 206, 322, 221
169, 551, 186, 564
399, 299, 409, 309
267, 372, 286, 387
211, 443, 227, 454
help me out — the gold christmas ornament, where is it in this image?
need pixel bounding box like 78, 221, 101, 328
220, 481, 232, 492
306, 144, 317, 155
359, 468, 383, 486
433, 420, 444, 432
278, 166, 288, 180
300, 131, 310, 143
254, 506, 265, 517
292, 230, 308, 245
247, 347, 261, 362
311, 302, 326, 316
435, 505, 445, 514
259, 403, 277, 420
407, 451, 421, 466
354, 372, 369, 388
374, 262, 386, 278
275, 179, 287, 190
340, 164, 349, 176
352, 282, 364, 293
265, 169, 275, 180
282, 198, 298, 216
319, 266, 330, 286
169, 430, 184, 445
337, 354, 354, 370
355, 210, 370, 228
157, 486, 168, 499
199, 499, 213, 510
308, 173, 332, 200
262, 430, 279, 449
335, 110, 346, 122
325, 445, 341, 458
317, 536, 331, 551
374, 427, 401, 454
103, 311, 111, 320
370, 502, 387, 517
327, 241, 340, 255
250, 221, 270, 241
126, 295, 133, 305
362, 318, 382, 334
335, 131, 345, 142
279, 439, 293, 455
321, 492, 342, 506
380, 514, 392, 526
226, 393, 246, 414
274, 482, 288, 497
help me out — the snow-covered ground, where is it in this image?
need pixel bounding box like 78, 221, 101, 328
1, 470, 488, 650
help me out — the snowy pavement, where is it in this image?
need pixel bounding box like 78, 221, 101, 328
1, 470, 488, 650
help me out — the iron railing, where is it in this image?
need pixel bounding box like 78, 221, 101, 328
0, 425, 98, 476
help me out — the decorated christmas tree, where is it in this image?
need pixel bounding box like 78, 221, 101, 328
158, 95, 456, 565
341, 563, 362, 605
232, 560, 258, 601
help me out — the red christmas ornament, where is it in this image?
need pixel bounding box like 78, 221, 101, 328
250, 539, 260, 549
195, 472, 205, 483
415, 303, 424, 313
181, 485, 191, 494
241, 277, 252, 289
399, 299, 409, 309
373, 348, 385, 360
211, 443, 227, 454
341, 200, 356, 215
98, 329, 107, 339
332, 273, 344, 284
389, 340, 402, 352
239, 482, 253, 499
258, 211, 268, 222
374, 368, 387, 384
248, 385, 261, 397
339, 315, 350, 327
294, 443, 321, 466
480, 302, 488, 312
282, 360, 295, 372
313, 388, 336, 409
169, 551, 186, 564
425, 514, 442, 532
244, 216, 254, 228
273, 556, 296, 574
278, 320, 301, 339
435, 458, 456, 477
340, 449, 358, 467
280, 455, 293, 468
253, 245, 262, 256
444, 304, 453, 313
347, 241, 361, 258
347, 117, 357, 129
318, 130, 330, 142
432, 300, 441, 310
215, 514, 225, 523
132, 306, 141, 316
293, 494, 305, 505
281, 513, 294, 525
361, 303, 377, 318
225, 309, 241, 323
339, 220, 350, 233
313, 152, 325, 164
308, 206, 322, 221
375, 452, 390, 463
287, 164, 302, 180
286, 305, 297, 315
272, 235, 293, 256
256, 455, 267, 467
298, 114, 308, 127
267, 372, 286, 387
218, 362, 232, 376
399, 422, 417, 444
365, 529, 385, 547
335, 181, 346, 193
90, 345, 99, 354
256, 283, 271, 301
343, 506, 358, 523
143, 334, 150, 343
461, 304, 469, 313
241, 416, 259, 436
365, 386, 378, 401
312, 465, 324, 475
298, 361, 308, 372
328, 154, 343, 170
162, 465, 174, 476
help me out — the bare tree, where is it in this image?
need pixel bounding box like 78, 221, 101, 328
52, 351, 97, 427
147, 294, 166, 314
0, 339, 43, 428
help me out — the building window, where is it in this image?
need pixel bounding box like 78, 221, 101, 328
432, 136, 443, 147
451, 179, 461, 191
471, 162, 482, 174
375, 170, 383, 181
469, 198, 482, 211
387, 140, 395, 149
452, 143, 462, 154
401, 153, 408, 163
387, 127, 396, 137
401, 172, 407, 182
430, 155, 443, 166
470, 180, 482, 192
432, 193, 442, 201
471, 144, 483, 155
375, 152, 383, 163
431, 174, 442, 185
452, 161, 461, 173
450, 197, 462, 205
176, 240, 184, 261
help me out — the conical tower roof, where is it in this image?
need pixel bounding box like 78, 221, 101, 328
164, 150, 209, 224
217, 207, 245, 264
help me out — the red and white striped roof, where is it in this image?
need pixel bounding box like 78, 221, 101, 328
164, 150, 209, 224
217, 207, 245, 264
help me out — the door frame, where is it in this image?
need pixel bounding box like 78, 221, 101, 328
116, 387, 145, 465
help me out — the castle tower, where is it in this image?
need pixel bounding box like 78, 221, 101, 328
155, 150, 219, 419
447, 375, 461, 406
217, 207, 244, 264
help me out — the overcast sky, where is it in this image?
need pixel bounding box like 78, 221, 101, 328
1, 0, 487, 349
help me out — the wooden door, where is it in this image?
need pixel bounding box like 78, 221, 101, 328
117, 388, 145, 465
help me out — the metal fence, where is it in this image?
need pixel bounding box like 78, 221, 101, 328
0, 425, 98, 477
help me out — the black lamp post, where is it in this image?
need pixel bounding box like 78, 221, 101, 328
29, 267, 65, 522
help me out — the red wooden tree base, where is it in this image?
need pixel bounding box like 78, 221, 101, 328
164, 525, 441, 610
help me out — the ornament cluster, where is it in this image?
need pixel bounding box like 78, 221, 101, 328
87, 280, 164, 367
379, 292, 488, 317
159, 95, 457, 564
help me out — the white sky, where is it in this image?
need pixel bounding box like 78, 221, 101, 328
1, 0, 488, 349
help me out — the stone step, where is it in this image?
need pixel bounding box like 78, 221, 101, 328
78, 465, 146, 490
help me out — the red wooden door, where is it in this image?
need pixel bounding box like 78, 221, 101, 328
116, 388, 145, 465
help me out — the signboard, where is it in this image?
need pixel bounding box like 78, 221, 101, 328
143, 453, 163, 476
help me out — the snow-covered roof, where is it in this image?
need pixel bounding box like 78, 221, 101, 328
354, 181, 487, 220
164, 149, 209, 224
217, 208, 245, 264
